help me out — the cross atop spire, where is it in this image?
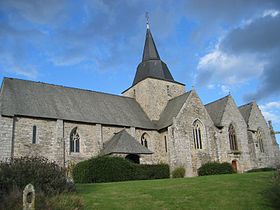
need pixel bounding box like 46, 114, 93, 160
145, 12, 150, 29
124, 13, 185, 89
130, 14, 185, 86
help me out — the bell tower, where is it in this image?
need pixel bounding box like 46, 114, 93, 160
123, 16, 185, 121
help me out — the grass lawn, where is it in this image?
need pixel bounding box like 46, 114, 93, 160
76, 172, 274, 210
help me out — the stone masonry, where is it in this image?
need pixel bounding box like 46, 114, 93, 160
1, 23, 279, 177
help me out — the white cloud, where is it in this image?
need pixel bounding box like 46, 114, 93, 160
1, 65, 38, 79
207, 84, 215, 89
259, 101, 280, 124
263, 9, 280, 18
261, 110, 279, 122
221, 85, 230, 94
50, 55, 86, 66
197, 49, 265, 85
260, 101, 280, 111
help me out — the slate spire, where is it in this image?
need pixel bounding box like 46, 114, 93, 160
142, 14, 160, 61
132, 17, 182, 86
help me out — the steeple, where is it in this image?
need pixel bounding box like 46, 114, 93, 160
142, 26, 160, 61
142, 13, 160, 61
132, 16, 181, 86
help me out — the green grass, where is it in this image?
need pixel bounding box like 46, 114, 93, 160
76, 172, 274, 210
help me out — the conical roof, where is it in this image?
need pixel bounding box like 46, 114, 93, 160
132, 27, 180, 86
142, 28, 160, 61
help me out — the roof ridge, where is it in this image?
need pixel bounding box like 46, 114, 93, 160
3, 77, 134, 100
167, 90, 192, 102
238, 101, 254, 108
205, 94, 230, 106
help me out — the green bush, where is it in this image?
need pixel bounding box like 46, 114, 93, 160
265, 169, 280, 209
0, 187, 83, 210
198, 162, 234, 176
246, 167, 276, 173
73, 156, 169, 183
0, 156, 71, 200
172, 167, 186, 178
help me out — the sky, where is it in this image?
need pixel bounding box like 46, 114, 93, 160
0, 0, 279, 144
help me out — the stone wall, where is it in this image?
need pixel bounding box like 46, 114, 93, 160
247, 103, 279, 168
134, 129, 168, 164
64, 121, 98, 164
1, 93, 278, 176
169, 90, 216, 176
0, 116, 13, 161
13, 117, 58, 162
123, 78, 185, 121
217, 96, 251, 172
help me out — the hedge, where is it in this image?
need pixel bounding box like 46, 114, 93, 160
73, 156, 169, 183
0, 157, 72, 200
264, 167, 280, 209
198, 162, 234, 176
246, 167, 276, 173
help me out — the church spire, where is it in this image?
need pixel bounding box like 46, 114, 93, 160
142, 12, 160, 61
131, 14, 183, 86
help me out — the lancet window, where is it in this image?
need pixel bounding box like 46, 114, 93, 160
229, 124, 238, 151
193, 120, 203, 149
70, 127, 80, 153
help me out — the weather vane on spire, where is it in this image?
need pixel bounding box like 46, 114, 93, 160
145, 12, 150, 29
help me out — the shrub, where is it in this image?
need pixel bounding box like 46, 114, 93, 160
0, 156, 71, 200
172, 167, 186, 178
73, 156, 169, 183
246, 167, 276, 173
198, 162, 234, 176
265, 168, 280, 209
0, 188, 83, 210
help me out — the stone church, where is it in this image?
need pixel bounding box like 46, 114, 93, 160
0, 24, 279, 176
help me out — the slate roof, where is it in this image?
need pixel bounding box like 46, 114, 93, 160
238, 102, 253, 124
156, 91, 192, 129
205, 95, 230, 127
142, 28, 160, 61
0, 78, 155, 129
132, 28, 183, 86
100, 129, 153, 155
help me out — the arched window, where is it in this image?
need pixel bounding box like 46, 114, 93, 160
229, 124, 238, 151
70, 127, 80, 153
141, 133, 149, 148
192, 120, 203, 149
256, 128, 264, 153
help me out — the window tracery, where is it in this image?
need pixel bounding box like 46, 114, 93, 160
141, 133, 149, 148
229, 124, 238, 151
70, 127, 80, 153
193, 120, 203, 149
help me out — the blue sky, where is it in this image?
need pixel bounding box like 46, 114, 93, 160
0, 0, 280, 143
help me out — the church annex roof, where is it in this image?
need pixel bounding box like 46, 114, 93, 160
132, 27, 183, 86
238, 102, 254, 124
156, 91, 192, 129
205, 95, 230, 127
0, 78, 155, 129
100, 129, 153, 155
